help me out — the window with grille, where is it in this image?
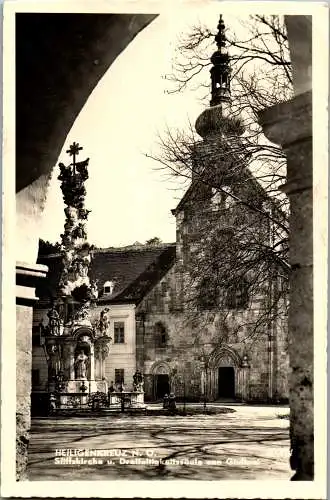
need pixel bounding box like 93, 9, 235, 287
114, 321, 125, 343
115, 369, 124, 385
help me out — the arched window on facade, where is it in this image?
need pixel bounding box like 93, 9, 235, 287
226, 279, 249, 309
154, 322, 168, 348
198, 276, 219, 310
222, 185, 235, 209
211, 188, 222, 210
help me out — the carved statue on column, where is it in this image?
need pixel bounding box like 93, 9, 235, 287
75, 350, 89, 379
95, 338, 110, 359
73, 301, 91, 323
241, 354, 249, 368
98, 308, 110, 336
57, 143, 92, 300
46, 342, 61, 381
90, 280, 99, 300
55, 371, 66, 392
47, 304, 61, 336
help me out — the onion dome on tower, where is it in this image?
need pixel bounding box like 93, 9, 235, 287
195, 15, 244, 139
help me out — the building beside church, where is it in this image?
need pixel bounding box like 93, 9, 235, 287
31, 16, 289, 410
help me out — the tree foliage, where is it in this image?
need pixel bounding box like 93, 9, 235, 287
145, 237, 163, 246
147, 15, 292, 342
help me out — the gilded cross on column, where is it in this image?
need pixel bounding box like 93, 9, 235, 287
66, 141, 83, 176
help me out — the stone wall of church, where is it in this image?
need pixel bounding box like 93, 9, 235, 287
137, 265, 288, 403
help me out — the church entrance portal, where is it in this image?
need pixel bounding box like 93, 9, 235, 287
218, 367, 235, 399
155, 374, 170, 399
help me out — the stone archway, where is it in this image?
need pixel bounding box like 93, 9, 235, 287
207, 346, 245, 401
14, 12, 157, 479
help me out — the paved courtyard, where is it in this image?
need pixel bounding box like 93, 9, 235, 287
27, 405, 290, 480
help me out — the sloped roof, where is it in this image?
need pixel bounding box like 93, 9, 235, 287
36, 243, 176, 306
90, 244, 176, 303
171, 185, 194, 216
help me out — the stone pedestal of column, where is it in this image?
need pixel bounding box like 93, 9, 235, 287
259, 90, 313, 480
16, 262, 48, 479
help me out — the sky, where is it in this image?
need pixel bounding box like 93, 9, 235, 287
39, 11, 253, 248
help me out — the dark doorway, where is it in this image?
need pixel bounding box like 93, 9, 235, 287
155, 374, 170, 399
218, 367, 235, 399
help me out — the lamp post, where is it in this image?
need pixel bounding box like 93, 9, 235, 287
203, 369, 207, 412
120, 379, 125, 413
241, 354, 250, 402
183, 377, 186, 413
199, 350, 210, 413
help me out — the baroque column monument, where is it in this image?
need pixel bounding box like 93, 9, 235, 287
43, 143, 112, 406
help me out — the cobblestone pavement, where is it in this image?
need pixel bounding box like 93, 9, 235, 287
27, 405, 290, 480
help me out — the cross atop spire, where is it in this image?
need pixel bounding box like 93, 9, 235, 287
215, 15, 227, 49
210, 15, 231, 107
